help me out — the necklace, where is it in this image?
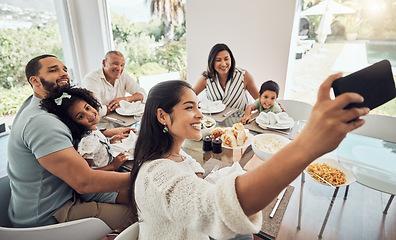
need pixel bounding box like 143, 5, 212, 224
167, 153, 186, 162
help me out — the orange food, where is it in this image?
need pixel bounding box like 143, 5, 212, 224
210, 128, 225, 139
307, 163, 346, 186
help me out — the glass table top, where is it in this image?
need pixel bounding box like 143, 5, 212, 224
337, 133, 396, 195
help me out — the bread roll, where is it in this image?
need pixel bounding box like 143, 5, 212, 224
236, 129, 247, 146
221, 132, 237, 148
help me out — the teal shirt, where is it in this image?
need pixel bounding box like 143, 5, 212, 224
253, 99, 282, 114
7, 96, 74, 227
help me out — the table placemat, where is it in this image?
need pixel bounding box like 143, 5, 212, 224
259, 185, 295, 239
104, 112, 138, 127
203, 107, 239, 123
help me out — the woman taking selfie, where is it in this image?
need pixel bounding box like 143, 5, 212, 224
129, 74, 369, 239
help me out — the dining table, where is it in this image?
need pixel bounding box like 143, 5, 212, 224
336, 133, 396, 213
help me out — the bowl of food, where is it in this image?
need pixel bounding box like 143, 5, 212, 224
200, 116, 216, 138
252, 133, 291, 161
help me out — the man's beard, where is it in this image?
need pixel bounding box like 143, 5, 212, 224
40, 77, 70, 92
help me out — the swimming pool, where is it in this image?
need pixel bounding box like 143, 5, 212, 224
366, 41, 396, 67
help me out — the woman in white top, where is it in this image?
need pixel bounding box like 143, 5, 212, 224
194, 43, 260, 111
128, 75, 369, 239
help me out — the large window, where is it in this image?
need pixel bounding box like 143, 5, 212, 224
107, 0, 186, 92
0, 0, 65, 127
288, 0, 396, 117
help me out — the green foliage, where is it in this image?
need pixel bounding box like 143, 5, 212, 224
0, 8, 188, 118
129, 62, 168, 79
156, 35, 186, 72
0, 85, 32, 116
0, 23, 63, 89
140, 19, 165, 41
110, 10, 186, 80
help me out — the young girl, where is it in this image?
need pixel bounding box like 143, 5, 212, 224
41, 87, 135, 202
240, 80, 283, 124
127, 76, 368, 239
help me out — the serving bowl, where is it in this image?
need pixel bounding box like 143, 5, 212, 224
200, 116, 216, 138
252, 133, 291, 161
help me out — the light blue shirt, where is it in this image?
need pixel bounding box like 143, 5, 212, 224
7, 95, 74, 227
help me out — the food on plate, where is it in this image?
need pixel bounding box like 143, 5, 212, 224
201, 117, 215, 129
211, 128, 225, 139
221, 132, 237, 148
306, 163, 346, 186
254, 136, 286, 153
233, 123, 247, 146
212, 124, 248, 148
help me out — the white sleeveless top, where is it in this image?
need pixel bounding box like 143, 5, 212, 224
205, 67, 249, 111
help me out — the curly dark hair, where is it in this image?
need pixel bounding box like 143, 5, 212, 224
40, 87, 101, 140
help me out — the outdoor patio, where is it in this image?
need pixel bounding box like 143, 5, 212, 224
288, 39, 396, 116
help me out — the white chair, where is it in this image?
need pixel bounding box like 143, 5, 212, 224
350, 114, 396, 214
114, 222, 139, 240
277, 99, 313, 121
0, 175, 113, 240
351, 114, 396, 143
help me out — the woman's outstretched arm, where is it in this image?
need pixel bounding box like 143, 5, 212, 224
235, 73, 370, 216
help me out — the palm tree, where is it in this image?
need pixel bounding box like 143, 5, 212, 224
148, 0, 184, 42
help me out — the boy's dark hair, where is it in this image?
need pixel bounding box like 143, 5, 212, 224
40, 87, 101, 141
259, 80, 280, 97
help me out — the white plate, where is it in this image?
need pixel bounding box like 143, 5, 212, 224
200, 104, 226, 114
115, 107, 144, 117
222, 133, 253, 149
258, 121, 294, 130
304, 158, 356, 187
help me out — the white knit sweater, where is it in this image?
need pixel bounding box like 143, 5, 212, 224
135, 158, 262, 240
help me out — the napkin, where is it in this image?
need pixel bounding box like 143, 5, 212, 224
205, 162, 246, 184
256, 112, 294, 128
111, 130, 138, 160
118, 100, 144, 116
200, 99, 224, 112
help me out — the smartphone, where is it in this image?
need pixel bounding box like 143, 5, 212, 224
332, 59, 396, 109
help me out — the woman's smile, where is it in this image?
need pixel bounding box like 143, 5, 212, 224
191, 122, 201, 131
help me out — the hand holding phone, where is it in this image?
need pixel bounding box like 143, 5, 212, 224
332, 60, 396, 109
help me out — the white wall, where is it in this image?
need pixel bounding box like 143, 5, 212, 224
186, 0, 299, 99
55, 0, 113, 85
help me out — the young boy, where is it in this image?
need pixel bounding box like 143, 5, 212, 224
240, 80, 283, 124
